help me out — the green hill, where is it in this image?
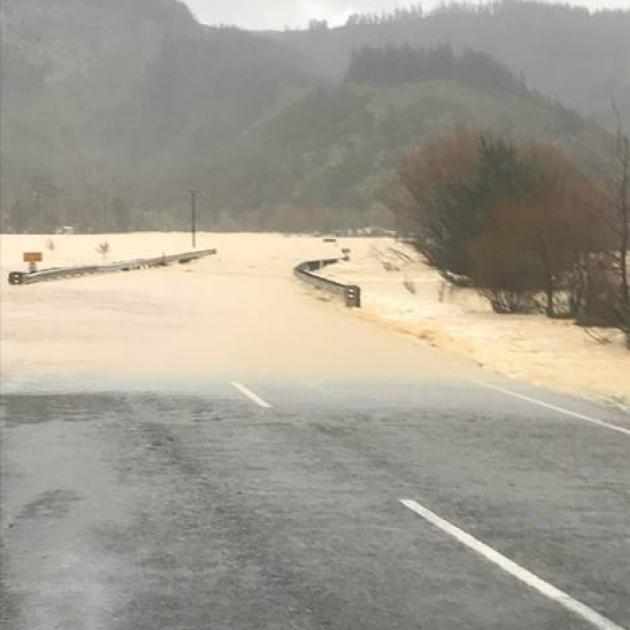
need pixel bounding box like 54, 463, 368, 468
0, 0, 619, 232
1, 0, 313, 231
196, 48, 607, 231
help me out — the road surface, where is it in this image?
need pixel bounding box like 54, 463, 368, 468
2, 235, 629, 630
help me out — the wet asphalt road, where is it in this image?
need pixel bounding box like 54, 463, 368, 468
2, 376, 629, 630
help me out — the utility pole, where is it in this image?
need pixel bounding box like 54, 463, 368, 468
189, 190, 202, 248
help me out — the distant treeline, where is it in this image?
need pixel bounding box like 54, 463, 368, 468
346, 46, 527, 95
345, 4, 424, 26
271, 0, 630, 130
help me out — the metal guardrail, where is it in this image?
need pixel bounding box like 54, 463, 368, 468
294, 257, 361, 308
8, 248, 217, 285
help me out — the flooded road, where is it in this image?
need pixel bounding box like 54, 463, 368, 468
2, 234, 629, 630
1, 233, 468, 390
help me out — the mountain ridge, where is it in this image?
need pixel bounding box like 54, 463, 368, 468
1, 0, 623, 232
265, 1, 630, 129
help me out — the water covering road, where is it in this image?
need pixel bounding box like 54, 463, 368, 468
2, 234, 629, 630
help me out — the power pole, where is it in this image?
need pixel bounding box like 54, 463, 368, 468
189, 190, 202, 248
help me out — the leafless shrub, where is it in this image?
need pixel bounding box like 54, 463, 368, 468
477, 288, 538, 314
576, 256, 619, 326
616, 301, 630, 348
403, 279, 416, 294
575, 256, 630, 347
395, 128, 481, 274
582, 327, 615, 345
382, 260, 399, 272
610, 101, 629, 306
95, 241, 110, 259
388, 246, 414, 263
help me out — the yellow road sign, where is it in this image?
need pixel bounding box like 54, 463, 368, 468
23, 252, 43, 263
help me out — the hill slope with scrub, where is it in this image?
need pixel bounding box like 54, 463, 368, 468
0, 0, 620, 232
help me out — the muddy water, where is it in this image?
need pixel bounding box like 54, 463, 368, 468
1, 233, 467, 393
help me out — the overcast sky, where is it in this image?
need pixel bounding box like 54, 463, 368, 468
183, 0, 630, 30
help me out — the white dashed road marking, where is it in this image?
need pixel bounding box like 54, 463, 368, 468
472, 380, 630, 437
231, 382, 272, 409
400, 499, 627, 630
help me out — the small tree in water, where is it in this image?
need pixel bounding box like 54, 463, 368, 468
95, 241, 110, 259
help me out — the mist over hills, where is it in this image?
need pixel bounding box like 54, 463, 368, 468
2, 0, 314, 230
1, 0, 626, 232
201, 47, 607, 231
268, 2, 630, 129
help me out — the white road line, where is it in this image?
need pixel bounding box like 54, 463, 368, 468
400, 499, 627, 630
231, 382, 272, 409
472, 380, 630, 437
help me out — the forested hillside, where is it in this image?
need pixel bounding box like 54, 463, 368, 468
196, 45, 605, 231
0, 0, 623, 232
1, 0, 313, 231
268, 1, 630, 129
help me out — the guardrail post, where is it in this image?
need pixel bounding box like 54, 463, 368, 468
9, 272, 25, 285
345, 285, 361, 308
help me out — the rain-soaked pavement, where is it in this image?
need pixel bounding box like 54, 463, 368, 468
3, 379, 630, 630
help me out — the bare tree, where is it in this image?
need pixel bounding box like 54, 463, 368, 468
95, 241, 110, 259
394, 128, 482, 275
611, 101, 629, 305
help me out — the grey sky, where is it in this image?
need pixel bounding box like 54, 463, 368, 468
183, 0, 630, 30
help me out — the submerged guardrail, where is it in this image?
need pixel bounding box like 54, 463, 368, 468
8, 248, 217, 285
294, 257, 361, 308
